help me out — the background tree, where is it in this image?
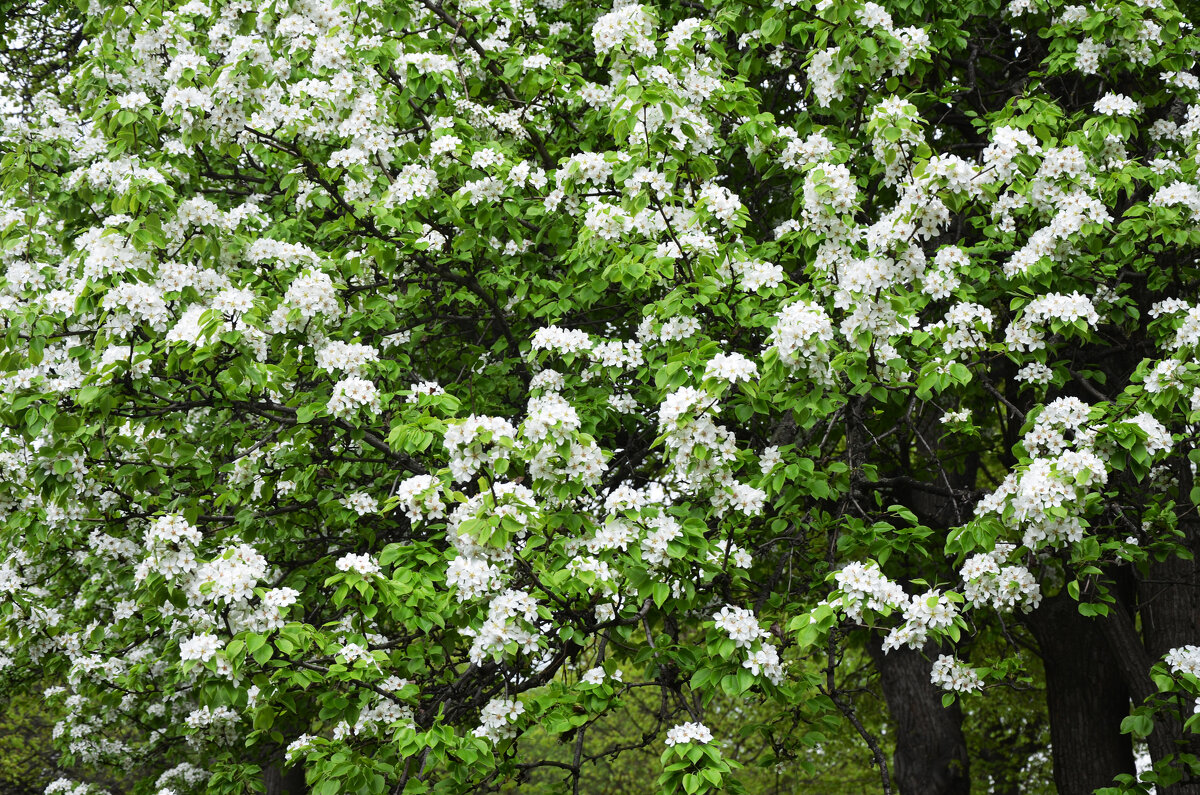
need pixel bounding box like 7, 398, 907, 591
0, 0, 1199, 793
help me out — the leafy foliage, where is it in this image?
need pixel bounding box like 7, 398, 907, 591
2, 0, 1200, 792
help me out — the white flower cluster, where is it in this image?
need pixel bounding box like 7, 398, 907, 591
1093, 92, 1138, 116
655, 386, 755, 502
591, 339, 644, 369
45, 780, 92, 795
589, 512, 637, 552
1007, 292, 1100, 353
270, 269, 340, 332
328, 377, 381, 418
802, 163, 858, 236
443, 415, 518, 482
446, 554, 504, 602
807, 47, 846, 107
1171, 305, 1200, 349
730, 258, 785, 291
1151, 183, 1200, 225
930, 654, 983, 693
743, 643, 784, 684
450, 481, 540, 550
829, 562, 973, 653
388, 165, 438, 205
531, 326, 643, 372
1015, 361, 1054, 386
710, 604, 785, 684
522, 392, 581, 443
656, 316, 701, 342
464, 589, 542, 664
1022, 293, 1099, 329
406, 380, 446, 402
664, 721, 713, 746
779, 129, 836, 170
72, 226, 147, 278
869, 96, 924, 185
805, 8, 928, 106
960, 546, 1041, 612
583, 201, 630, 240
713, 604, 765, 648
238, 586, 300, 633
191, 544, 268, 604
154, 764, 207, 791
525, 427, 608, 488
473, 697, 524, 743
179, 633, 221, 663
634, 513, 679, 568
981, 126, 1041, 182
335, 553, 381, 578
285, 734, 317, 761
1166, 645, 1200, 677
393, 475, 447, 523
698, 182, 742, 226
592, 4, 657, 58
927, 302, 994, 356
832, 561, 908, 621
1128, 412, 1173, 456
137, 515, 202, 581
335, 684, 414, 740
882, 589, 960, 652
977, 397, 1110, 549
101, 282, 170, 332
1074, 37, 1108, 73
942, 408, 971, 424
341, 492, 378, 516
703, 351, 758, 383
767, 300, 835, 378
1145, 359, 1185, 394
184, 705, 239, 745
922, 246, 968, 299
315, 341, 379, 374
710, 482, 768, 517
580, 666, 614, 686
1003, 194, 1111, 279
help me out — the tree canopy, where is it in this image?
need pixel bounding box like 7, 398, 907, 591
2, 0, 1200, 792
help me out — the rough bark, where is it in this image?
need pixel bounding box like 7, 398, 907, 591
1025, 593, 1135, 795
868, 638, 971, 795
863, 409, 975, 795
1100, 589, 1182, 773
264, 763, 307, 795
1133, 458, 1200, 792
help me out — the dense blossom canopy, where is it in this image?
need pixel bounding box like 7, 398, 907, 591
4, 0, 1200, 791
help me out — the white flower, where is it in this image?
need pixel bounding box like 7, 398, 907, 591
328, 377, 381, 418
930, 655, 983, 693
704, 352, 758, 383
179, 633, 221, 663
713, 604, 765, 648
664, 721, 713, 746
285, 734, 316, 760
1094, 92, 1138, 116
335, 553, 381, 577
473, 697, 525, 742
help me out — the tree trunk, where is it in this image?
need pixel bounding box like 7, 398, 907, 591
868, 638, 971, 795
264, 763, 307, 795
863, 411, 975, 795
1135, 465, 1200, 794
1026, 593, 1135, 795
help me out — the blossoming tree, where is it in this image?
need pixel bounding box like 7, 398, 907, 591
3, 0, 1200, 791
